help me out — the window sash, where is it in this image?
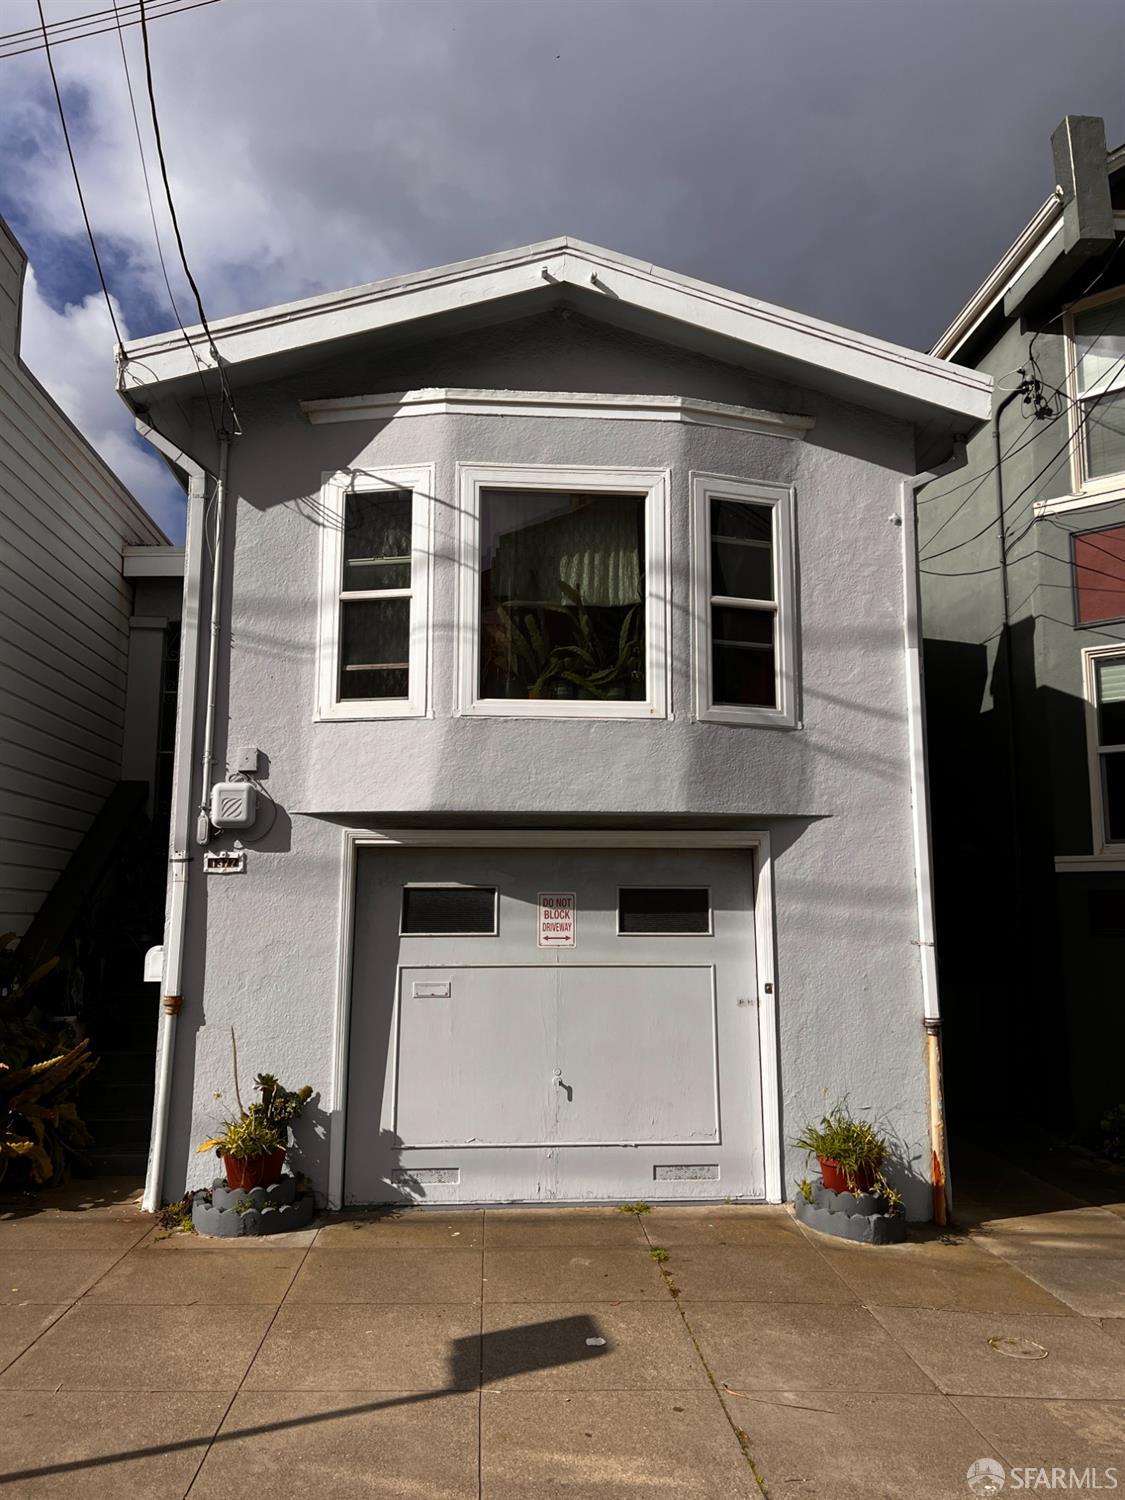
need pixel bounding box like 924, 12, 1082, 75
317, 466, 432, 720
1067, 290, 1125, 493
692, 475, 795, 727
457, 465, 669, 720
1084, 646, 1125, 853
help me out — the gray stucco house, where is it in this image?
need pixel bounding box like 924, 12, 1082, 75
117, 238, 989, 1218
921, 117, 1125, 1149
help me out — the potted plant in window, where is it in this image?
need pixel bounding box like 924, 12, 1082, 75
197, 1032, 312, 1191
552, 585, 644, 700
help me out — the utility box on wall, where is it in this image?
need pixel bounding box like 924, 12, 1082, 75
209, 781, 257, 830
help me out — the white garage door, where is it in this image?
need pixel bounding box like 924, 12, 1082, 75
344, 847, 765, 1204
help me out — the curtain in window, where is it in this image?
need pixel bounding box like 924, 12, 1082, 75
491, 497, 642, 606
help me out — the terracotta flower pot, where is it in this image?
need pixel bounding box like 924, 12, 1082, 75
221, 1148, 286, 1191
818, 1156, 877, 1195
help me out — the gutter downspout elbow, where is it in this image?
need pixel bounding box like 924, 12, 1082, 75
902, 444, 967, 1225
134, 416, 210, 1212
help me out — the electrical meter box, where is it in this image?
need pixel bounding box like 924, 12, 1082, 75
209, 781, 257, 830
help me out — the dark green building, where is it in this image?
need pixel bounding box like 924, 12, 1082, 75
922, 116, 1125, 1146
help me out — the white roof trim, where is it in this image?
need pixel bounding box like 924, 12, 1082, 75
123, 544, 185, 578
933, 206, 1125, 362
119, 236, 990, 425
930, 193, 1066, 360
300, 388, 816, 438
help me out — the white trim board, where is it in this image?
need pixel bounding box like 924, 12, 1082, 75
119, 236, 990, 426
301, 388, 816, 439
326, 827, 782, 1210
1055, 854, 1125, 871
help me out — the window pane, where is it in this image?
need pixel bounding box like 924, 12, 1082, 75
710, 499, 774, 601
1083, 390, 1125, 481
711, 605, 776, 707
339, 598, 409, 699
402, 887, 496, 934
1103, 753, 1125, 842
1096, 656, 1125, 745
1075, 526, 1125, 625
479, 488, 646, 701
619, 888, 710, 934
343, 491, 412, 591
1073, 300, 1125, 398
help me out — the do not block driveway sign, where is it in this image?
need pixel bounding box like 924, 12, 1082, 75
538, 891, 576, 947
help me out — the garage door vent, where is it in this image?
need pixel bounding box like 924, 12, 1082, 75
654, 1164, 719, 1181
393, 1167, 460, 1185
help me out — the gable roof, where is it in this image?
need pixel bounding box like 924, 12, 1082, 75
118, 236, 990, 433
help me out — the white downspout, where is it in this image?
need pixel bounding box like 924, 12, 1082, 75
901, 444, 965, 1226
136, 419, 210, 1212
196, 431, 231, 846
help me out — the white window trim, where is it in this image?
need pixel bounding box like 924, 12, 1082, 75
1063, 284, 1125, 501
456, 463, 670, 720
1082, 642, 1125, 856
690, 472, 797, 728
316, 464, 434, 721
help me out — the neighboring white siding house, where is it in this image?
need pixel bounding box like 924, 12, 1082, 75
120, 239, 991, 1219
0, 216, 167, 939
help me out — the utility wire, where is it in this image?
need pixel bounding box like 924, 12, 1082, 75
919, 339, 1125, 564
5, 0, 187, 40
36, 0, 124, 351
111, 0, 219, 434
1, 0, 218, 61
137, 0, 239, 435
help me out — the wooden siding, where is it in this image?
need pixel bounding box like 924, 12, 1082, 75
0, 217, 166, 938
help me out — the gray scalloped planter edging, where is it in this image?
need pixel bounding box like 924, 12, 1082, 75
794, 1180, 907, 1244
192, 1175, 316, 1237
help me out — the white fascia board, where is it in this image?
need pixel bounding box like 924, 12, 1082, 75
119, 236, 990, 426
123, 544, 186, 577
930, 195, 1064, 360
300, 388, 816, 438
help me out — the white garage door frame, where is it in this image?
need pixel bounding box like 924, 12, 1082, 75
326, 828, 781, 1210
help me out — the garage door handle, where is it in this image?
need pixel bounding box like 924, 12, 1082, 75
553, 1071, 573, 1103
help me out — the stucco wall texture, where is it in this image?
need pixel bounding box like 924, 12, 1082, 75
159, 315, 936, 1217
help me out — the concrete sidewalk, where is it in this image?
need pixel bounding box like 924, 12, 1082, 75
0, 1160, 1123, 1498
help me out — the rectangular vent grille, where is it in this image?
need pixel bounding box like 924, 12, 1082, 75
393, 1167, 460, 1185
654, 1164, 719, 1182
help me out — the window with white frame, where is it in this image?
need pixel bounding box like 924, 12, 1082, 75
458, 465, 668, 718
691, 473, 797, 727
1086, 647, 1125, 848
317, 466, 432, 719
1067, 288, 1125, 495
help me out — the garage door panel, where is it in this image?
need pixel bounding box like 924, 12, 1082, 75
395, 966, 556, 1146
554, 966, 718, 1145
346, 847, 764, 1204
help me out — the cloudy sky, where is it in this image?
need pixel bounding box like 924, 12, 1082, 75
3, 0, 1125, 541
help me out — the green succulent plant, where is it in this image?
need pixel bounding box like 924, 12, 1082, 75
197, 1030, 312, 1161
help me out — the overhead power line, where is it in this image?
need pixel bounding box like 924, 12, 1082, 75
137, 0, 239, 434
110, 0, 219, 434
1, 0, 219, 61
35, 0, 124, 349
